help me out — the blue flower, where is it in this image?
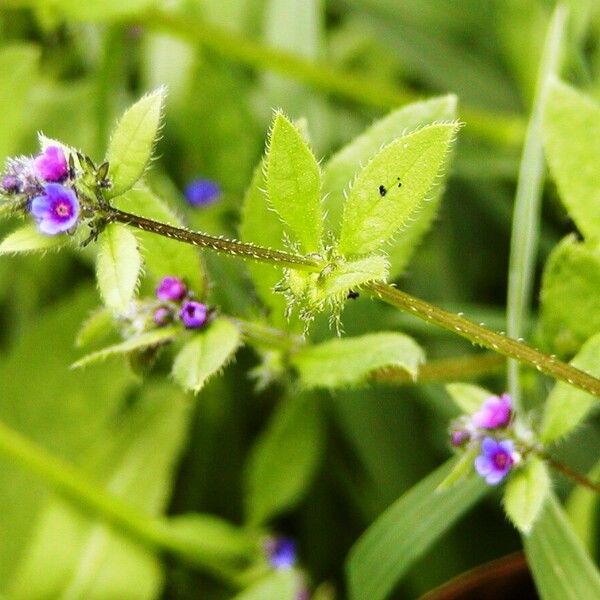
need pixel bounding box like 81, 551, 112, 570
179, 300, 208, 329
30, 183, 79, 235
185, 178, 221, 206
265, 537, 296, 570
474, 437, 516, 485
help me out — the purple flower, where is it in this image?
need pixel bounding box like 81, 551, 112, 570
472, 393, 512, 430
185, 178, 221, 206
1, 175, 20, 193
450, 429, 470, 447
30, 183, 79, 235
474, 437, 516, 485
34, 146, 69, 182
265, 537, 296, 570
179, 300, 208, 329
156, 276, 187, 302
153, 307, 172, 327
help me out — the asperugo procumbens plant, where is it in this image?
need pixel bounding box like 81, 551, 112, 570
3, 85, 600, 590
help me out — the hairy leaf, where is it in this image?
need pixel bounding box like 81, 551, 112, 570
540, 332, 600, 443
346, 459, 487, 600
266, 112, 322, 253
75, 307, 116, 348
245, 394, 324, 525
446, 382, 492, 414
96, 223, 141, 314
0, 224, 65, 254
543, 80, 600, 241
525, 495, 600, 600
503, 457, 551, 534
293, 332, 424, 388
172, 319, 241, 393
338, 123, 459, 256
105, 88, 165, 198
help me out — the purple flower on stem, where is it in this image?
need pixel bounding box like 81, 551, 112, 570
179, 300, 208, 329
450, 429, 470, 447
1, 175, 20, 193
185, 178, 221, 207
156, 276, 187, 302
34, 146, 69, 182
30, 183, 79, 235
472, 393, 512, 430
265, 537, 297, 570
153, 307, 172, 327
474, 437, 516, 485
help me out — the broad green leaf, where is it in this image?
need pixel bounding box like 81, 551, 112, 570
245, 394, 324, 525
0, 288, 132, 585
0, 44, 39, 161
232, 570, 301, 600
525, 495, 600, 600
445, 383, 492, 414
75, 307, 115, 348
543, 80, 600, 241
105, 88, 165, 198
539, 235, 600, 357
266, 112, 322, 253
566, 458, 600, 555
323, 96, 456, 275
436, 446, 479, 491
72, 326, 179, 369
503, 457, 551, 534
115, 186, 205, 294
240, 165, 288, 327
540, 332, 600, 443
96, 223, 142, 314
172, 319, 241, 393
165, 514, 257, 566
0, 224, 65, 255
293, 332, 424, 388
346, 459, 487, 600
8, 384, 190, 600
338, 123, 459, 256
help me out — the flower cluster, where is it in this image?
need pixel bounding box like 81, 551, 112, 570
153, 276, 209, 330
184, 178, 221, 207
1, 144, 81, 235
449, 393, 524, 485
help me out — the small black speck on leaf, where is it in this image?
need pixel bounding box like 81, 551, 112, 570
378, 185, 387, 197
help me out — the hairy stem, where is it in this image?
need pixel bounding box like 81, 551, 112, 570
140, 10, 525, 148
373, 353, 505, 385
543, 454, 600, 494
0, 418, 250, 586
365, 281, 600, 398
107, 206, 321, 272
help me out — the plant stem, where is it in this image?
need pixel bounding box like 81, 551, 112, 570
373, 353, 505, 385
506, 5, 567, 412
139, 10, 525, 148
107, 206, 321, 272
543, 454, 600, 494
232, 318, 304, 353
0, 418, 248, 587
364, 281, 600, 398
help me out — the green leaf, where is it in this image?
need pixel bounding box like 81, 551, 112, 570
8, 384, 190, 600
0, 44, 39, 161
540, 332, 600, 443
232, 570, 302, 600
543, 80, 600, 241
445, 383, 492, 414
338, 122, 459, 257
266, 112, 322, 253
524, 495, 600, 600
172, 319, 241, 394
538, 235, 600, 357
165, 514, 257, 566
115, 186, 205, 294
323, 96, 457, 275
436, 446, 479, 491
245, 394, 324, 525
72, 326, 179, 369
96, 223, 142, 314
75, 307, 115, 348
566, 458, 600, 555
239, 164, 288, 328
293, 332, 424, 389
10, 0, 155, 21
105, 88, 165, 198
0, 224, 65, 255
346, 459, 487, 600
503, 456, 551, 534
